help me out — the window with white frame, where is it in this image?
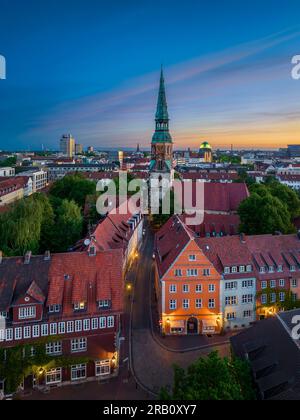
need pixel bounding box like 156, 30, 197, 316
46, 368, 62, 385
182, 299, 189, 309
239, 266, 245, 273
71, 364, 86, 381
15, 327, 22, 340
169, 284, 177, 293
290, 266, 296, 272
74, 302, 86, 311
175, 269, 182, 277
5, 328, 13, 341
48, 305, 60, 314
91, 318, 98, 330
224, 267, 230, 274
261, 294, 267, 305
46, 341, 62, 355
50, 323, 57, 335
291, 279, 298, 288
195, 299, 202, 309
182, 284, 189, 293
107, 316, 114, 328
71, 338, 87, 353
58, 322, 65, 334
95, 360, 111, 376
67, 321, 74, 333
270, 293, 276, 303
0, 311, 8, 319
279, 292, 285, 302
242, 294, 253, 304
169, 300, 177, 310
242, 280, 253, 288
225, 281, 237, 290
270, 280, 276, 289
75, 320, 82, 332
225, 296, 237, 306
195, 284, 202, 293
32, 325, 40, 338
23, 326, 31, 339
208, 284, 215, 293
41, 324, 48, 336
19, 306, 36, 320
243, 310, 252, 318
203, 269, 210, 277
208, 299, 215, 309
189, 255, 196, 261
226, 312, 236, 320
261, 281, 267, 290
279, 279, 285, 287
99, 317, 106, 329
98, 300, 111, 309
277, 265, 283, 272
246, 265, 252, 272
83, 319, 90, 331
260, 266, 266, 274
187, 269, 198, 277
231, 267, 237, 273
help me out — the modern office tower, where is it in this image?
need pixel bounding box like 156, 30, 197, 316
60, 134, 75, 157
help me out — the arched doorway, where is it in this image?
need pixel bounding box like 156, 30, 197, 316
187, 317, 198, 335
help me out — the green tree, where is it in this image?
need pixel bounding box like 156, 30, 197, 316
0, 156, 17, 167
160, 351, 255, 400
239, 193, 295, 235
49, 173, 96, 209
52, 199, 83, 252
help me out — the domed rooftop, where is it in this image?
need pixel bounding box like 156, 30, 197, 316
200, 141, 212, 149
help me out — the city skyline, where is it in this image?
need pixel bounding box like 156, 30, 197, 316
1, 0, 300, 150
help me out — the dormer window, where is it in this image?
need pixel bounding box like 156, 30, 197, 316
98, 300, 111, 309
269, 266, 274, 273
0, 311, 8, 319
260, 267, 266, 274
239, 266, 245, 273
290, 265, 296, 272
246, 265, 252, 272
277, 265, 283, 272
224, 267, 230, 274
19, 306, 36, 320
48, 305, 60, 314
74, 302, 86, 311
231, 266, 237, 273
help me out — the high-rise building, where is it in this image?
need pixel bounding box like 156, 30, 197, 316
75, 143, 83, 155
60, 134, 75, 157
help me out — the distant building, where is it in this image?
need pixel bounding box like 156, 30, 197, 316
87, 146, 94, 153
47, 163, 117, 181
75, 144, 83, 155
17, 169, 48, 193
0, 176, 31, 206
60, 134, 75, 157
0, 167, 15, 177
199, 141, 213, 163
288, 145, 300, 158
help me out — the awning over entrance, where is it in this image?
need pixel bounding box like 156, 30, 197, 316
171, 320, 185, 328
202, 319, 217, 333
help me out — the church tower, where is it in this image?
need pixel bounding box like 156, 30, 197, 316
150, 68, 174, 185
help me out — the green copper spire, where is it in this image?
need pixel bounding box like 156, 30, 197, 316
152, 68, 172, 144
155, 68, 169, 121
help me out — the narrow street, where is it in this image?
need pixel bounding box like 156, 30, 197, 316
129, 220, 231, 396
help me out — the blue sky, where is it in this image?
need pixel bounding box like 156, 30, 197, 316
1, 0, 300, 150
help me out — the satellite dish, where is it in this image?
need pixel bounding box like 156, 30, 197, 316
84, 239, 91, 246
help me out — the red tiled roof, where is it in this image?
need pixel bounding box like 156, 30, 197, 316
177, 182, 249, 213
47, 249, 123, 316
0, 176, 29, 197
155, 215, 195, 278
181, 213, 240, 237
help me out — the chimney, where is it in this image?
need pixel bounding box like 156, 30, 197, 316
240, 233, 246, 244
44, 250, 51, 261
0, 251, 3, 264
24, 251, 32, 265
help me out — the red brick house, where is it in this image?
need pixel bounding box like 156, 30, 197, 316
0, 248, 123, 391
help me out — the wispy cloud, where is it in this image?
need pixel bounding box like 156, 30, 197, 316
24, 26, 300, 149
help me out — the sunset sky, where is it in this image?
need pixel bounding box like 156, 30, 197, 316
1, 0, 300, 150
